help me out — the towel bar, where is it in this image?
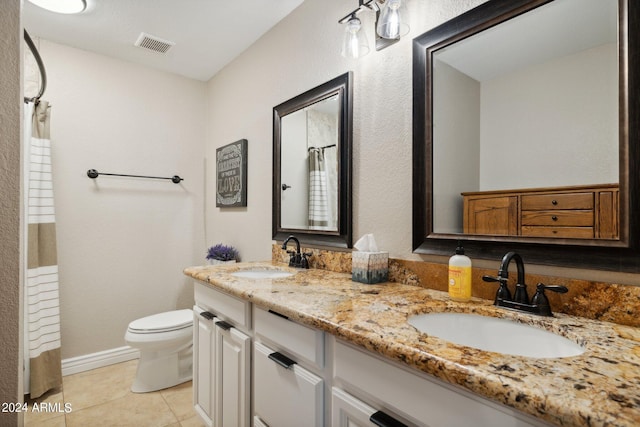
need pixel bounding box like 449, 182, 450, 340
87, 169, 183, 184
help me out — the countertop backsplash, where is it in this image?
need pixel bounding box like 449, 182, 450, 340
272, 244, 640, 327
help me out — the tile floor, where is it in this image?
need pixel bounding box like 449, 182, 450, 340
25, 360, 205, 427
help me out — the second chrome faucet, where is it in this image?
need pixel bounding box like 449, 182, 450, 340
482, 251, 568, 316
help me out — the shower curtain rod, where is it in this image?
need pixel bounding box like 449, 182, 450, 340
87, 169, 184, 184
23, 29, 47, 104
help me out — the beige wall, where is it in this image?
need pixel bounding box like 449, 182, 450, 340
29, 40, 207, 359
205, 0, 488, 261
204, 0, 640, 285
0, 0, 23, 424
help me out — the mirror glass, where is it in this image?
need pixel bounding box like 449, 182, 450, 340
413, 0, 640, 271
280, 95, 340, 231
273, 72, 353, 248
432, 0, 618, 237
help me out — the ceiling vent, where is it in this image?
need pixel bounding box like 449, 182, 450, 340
134, 32, 175, 54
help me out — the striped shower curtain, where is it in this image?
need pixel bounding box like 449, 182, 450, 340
308, 147, 329, 228
24, 100, 63, 399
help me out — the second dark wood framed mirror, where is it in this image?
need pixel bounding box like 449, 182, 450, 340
413, 0, 640, 271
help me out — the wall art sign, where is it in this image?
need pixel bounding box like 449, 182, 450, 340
216, 139, 248, 207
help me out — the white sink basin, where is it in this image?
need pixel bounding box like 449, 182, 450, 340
231, 268, 295, 279
408, 312, 584, 358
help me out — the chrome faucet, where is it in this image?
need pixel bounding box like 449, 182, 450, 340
482, 252, 568, 316
281, 235, 311, 269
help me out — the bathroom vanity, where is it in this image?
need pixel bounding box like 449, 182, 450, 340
462, 184, 619, 239
185, 262, 640, 427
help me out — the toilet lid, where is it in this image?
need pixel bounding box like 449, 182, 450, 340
128, 309, 193, 333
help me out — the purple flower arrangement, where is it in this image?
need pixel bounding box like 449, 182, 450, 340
206, 243, 239, 262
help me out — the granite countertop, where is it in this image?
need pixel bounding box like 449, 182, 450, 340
184, 262, 640, 427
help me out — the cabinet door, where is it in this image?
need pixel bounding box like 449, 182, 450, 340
332, 387, 410, 427
214, 321, 250, 427
254, 341, 324, 427
465, 196, 518, 235
193, 306, 216, 427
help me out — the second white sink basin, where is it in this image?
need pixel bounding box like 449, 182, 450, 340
408, 312, 584, 358
231, 268, 295, 279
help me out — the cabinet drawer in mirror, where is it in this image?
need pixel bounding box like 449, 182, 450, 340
521, 193, 593, 210
254, 306, 324, 369
521, 226, 594, 238
521, 210, 593, 226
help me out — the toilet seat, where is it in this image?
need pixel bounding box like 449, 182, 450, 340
127, 309, 193, 334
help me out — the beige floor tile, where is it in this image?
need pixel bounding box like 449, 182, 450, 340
160, 381, 196, 421
65, 392, 177, 427
23, 414, 66, 427
179, 415, 207, 427
62, 360, 138, 411
25, 388, 66, 425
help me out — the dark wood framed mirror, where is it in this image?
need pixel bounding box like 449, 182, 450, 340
273, 72, 353, 248
413, 0, 640, 271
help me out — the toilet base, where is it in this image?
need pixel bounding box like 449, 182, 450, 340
131, 344, 193, 393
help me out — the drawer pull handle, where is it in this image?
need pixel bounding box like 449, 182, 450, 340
370, 410, 408, 427
268, 309, 289, 320
215, 320, 232, 331
199, 311, 214, 320
268, 352, 296, 369
552, 215, 558, 221
551, 199, 558, 205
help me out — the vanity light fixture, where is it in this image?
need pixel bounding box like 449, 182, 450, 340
341, 15, 370, 58
27, 0, 86, 14
376, 0, 410, 40
338, 0, 410, 58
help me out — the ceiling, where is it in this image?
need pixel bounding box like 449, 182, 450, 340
22, 0, 305, 82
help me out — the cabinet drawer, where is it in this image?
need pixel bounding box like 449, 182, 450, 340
254, 306, 324, 369
521, 192, 593, 210
521, 226, 594, 238
254, 341, 324, 427
334, 341, 550, 427
521, 210, 593, 226
194, 282, 250, 331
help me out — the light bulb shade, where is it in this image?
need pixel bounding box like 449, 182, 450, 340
341, 17, 370, 59
376, 0, 410, 40
28, 0, 86, 14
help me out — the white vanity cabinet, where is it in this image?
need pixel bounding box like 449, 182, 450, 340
192, 306, 216, 427
333, 340, 552, 427
193, 280, 553, 427
252, 306, 325, 427
193, 282, 251, 427
214, 320, 250, 427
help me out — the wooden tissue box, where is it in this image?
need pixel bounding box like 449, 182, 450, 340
352, 251, 389, 284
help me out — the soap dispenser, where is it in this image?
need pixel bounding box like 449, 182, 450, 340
448, 242, 472, 301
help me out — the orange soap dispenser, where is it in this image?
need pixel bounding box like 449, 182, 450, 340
448, 242, 472, 301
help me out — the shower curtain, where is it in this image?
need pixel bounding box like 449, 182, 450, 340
308, 147, 337, 229
24, 100, 63, 399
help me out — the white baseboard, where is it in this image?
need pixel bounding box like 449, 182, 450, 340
62, 346, 140, 376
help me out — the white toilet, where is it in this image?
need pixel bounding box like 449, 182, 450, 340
125, 309, 193, 393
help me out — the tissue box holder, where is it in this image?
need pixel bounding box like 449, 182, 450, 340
352, 251, 389, 284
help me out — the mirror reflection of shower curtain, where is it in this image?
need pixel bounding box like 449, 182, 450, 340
23, 100, 63, 399
308, 146, 337, 230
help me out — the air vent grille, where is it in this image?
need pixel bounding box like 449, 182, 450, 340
134, 33, 175, 54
